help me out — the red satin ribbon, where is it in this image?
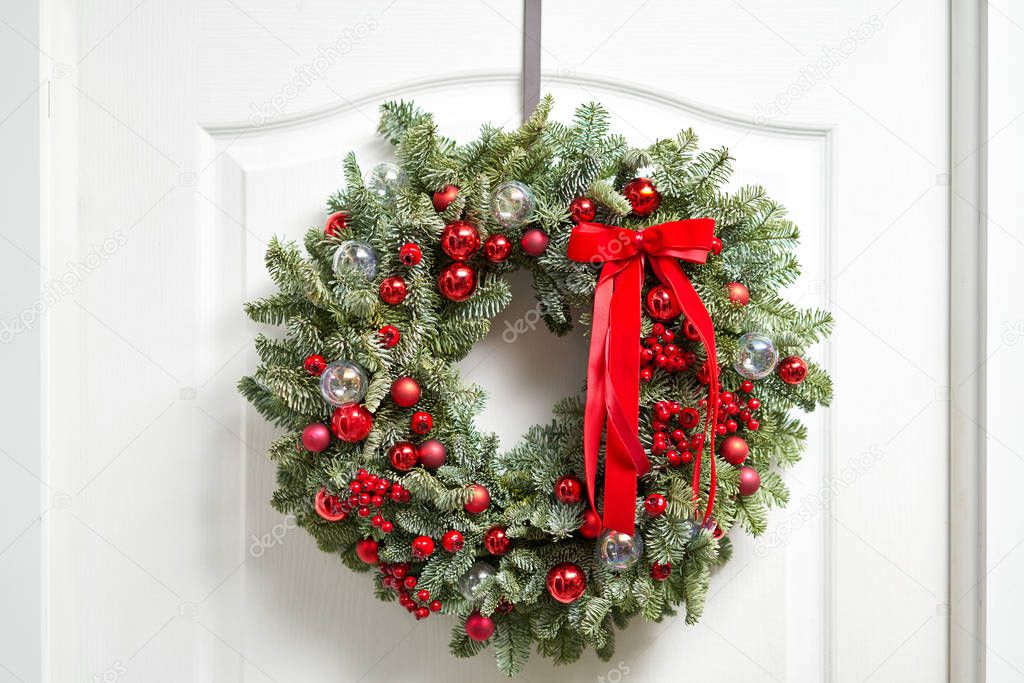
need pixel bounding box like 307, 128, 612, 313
567, 219, 719, 535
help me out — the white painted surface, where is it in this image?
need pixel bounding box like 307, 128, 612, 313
5, 1, 966, 681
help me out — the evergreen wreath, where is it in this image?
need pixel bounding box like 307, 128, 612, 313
240, 97, 833, 675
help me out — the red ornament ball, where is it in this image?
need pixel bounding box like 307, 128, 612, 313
726, 281, 750, 306
778, 355, 808, 385
645, 285, 682, 321
412, 535, 435, 558
484, 526, 511, 555
738, 466, 761, 496
644, 493, 667, 517
441, 529, 464, 553
417, 439, 446, 469
314, 488, 346, 522
554, 475, 583, 504
546, 562, 587, 604
569, 196, 597, 223
301, 423, 331, 453
324, 211, 349, 237
440, 220, 481, 260
437, 262, 477, 302
483, 234, 512, 262
331, 404, 373, 443
710, 236, 723, 255
650, 561, 672, 581
390, 376, 421, 407
378, 324, 400, 348
303, 354, 327, 376
355, 538, 379, 564
520, 228, 549, 256
465, 611, 495, 641
720, 436, 749, 466
464, 484, 490, 514
388, 441, 419, 471
379, 276, 408, 305
432, 184, 459, 212
399, 242, 422, 266
410, 411, 433, 435
579, 508, 603, 538
623, 177, 661, 216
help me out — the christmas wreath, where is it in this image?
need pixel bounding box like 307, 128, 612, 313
240, 97, 832, 675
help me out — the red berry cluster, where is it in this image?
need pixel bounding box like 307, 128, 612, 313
707, 380, 761, 436
378, 562, 443, 620
316, 469, 411, 531
639, 322, 697, 382
650, 401, 703, 468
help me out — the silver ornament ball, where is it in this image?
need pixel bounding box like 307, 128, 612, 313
733, 332, 779, 380
491, 180, 536, 227
332, 240, 378, 279
319, 360, 368, 407
596, 529, 643, 571
459, 560, 496, 600
364, 162, 405, 205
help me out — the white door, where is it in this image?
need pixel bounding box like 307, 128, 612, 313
8, 1, 964, 681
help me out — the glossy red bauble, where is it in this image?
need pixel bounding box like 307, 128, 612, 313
710, 236, 723, 255
520, 229, 549, 256
431, 184, 459, 212
483, 234, 512, 262
379, 276, 408, 305
546, 562, 587, 604
484, 526, 511, 555
410, 411, 433, 435
778, 355, 808, 385
331, 404, 373, 443
388, 441, 419, 471
623, 177, 661, 216
390, 376, 421, 407
441, 529, 464, 553
412, 535, 435, 558
301, 423, 331, 453
726, 281, 750, 306
579, 508, 603, 538
644, 493, 667, 517
554, 475, 583, 504
437, 262, 477, 301
465, 611, 495, 641
440, 220, 481, 260
738, 466, 761, 496
314, 488, 346, 522
720, 436, 749, 466
569, 196, 597, 223
355, 538, 379, 564
399, 242, 422, 266
464, 484, 490, 514
650, 561, 672, 581
417, 439, 446, 469
324, 210, 349, 237
378, 324, 400, 348
303, 354, 327, 376
645, 285, 682, 321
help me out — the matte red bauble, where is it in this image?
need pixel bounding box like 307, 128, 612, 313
738, 466, 761, 496
378, 324, 400, 348
465, 611, 495, 641
520, 228, 549, 256
412, 535, 435, 558
301, 423, 331, 453
569, 196, 597, 223
431, 184, 459, 212
623, 177, 661, 216
390, 376, 421, 407
417, 439, 446, 469
546, 562, 587, 604
355, 538, 379, 564
483, 234, 512, 262
650, 561, 672, 581
437, 262, 477, 301
579, 508, 603, 538
645, 285, 681, 321
726, 281, 750, 306
441, 529, 464, 553
778, 355, 808, 385
554, 475, 583, 504
324, 210, 349, 237
331, 404, 373, 442
314, 488, 346, 522
644, 493, 667, 517
303, 354, 327, 376
440, 220, 481, 260
464, 484, 490, 514
399, 242, 422, 266
720, 435, 749, 466
484, 526, 511, 555
388, 441, 419, 471
410, 411, 433, 435
379, 276, 408, 305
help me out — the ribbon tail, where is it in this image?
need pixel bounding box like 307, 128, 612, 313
581, 269, 615, 519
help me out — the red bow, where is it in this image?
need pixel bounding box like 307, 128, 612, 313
567, 218, 719, 535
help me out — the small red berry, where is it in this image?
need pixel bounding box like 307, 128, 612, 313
399, 242, 422, 266
378, 325, 400, 348
412, 536, 435, 558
